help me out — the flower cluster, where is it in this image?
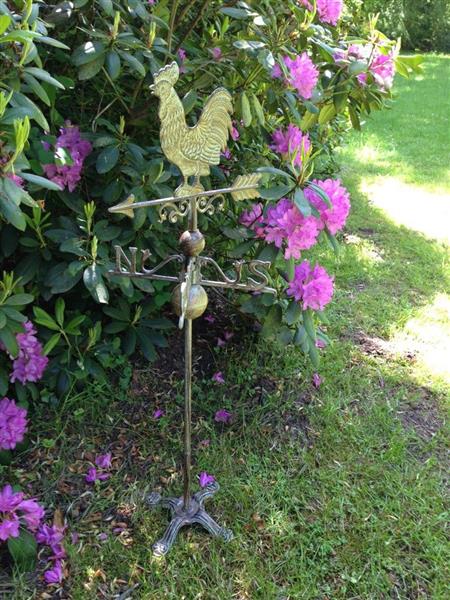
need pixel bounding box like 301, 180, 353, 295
287, 261, 334, 311
10, 320, 48, 384
300, 0, 343, 26
37, 522, 66, 584
241, 198, 321, 260
43, 123, 92, 192
283, 53, 319, 99
304, 178, 351, 234
271, 125, 311, 168
0, 397, 27, 450
334, 44, 396, 91
0, 484, 44, 542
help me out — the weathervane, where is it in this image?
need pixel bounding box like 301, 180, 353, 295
108, 62, 275, 556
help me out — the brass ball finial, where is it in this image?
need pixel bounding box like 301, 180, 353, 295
171, 284, 208, 320
179, 230, 205, 257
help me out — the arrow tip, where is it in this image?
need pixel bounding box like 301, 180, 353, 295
108, 194, 136, 218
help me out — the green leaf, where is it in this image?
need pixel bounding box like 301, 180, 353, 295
23, 67, 65, 90
308, 342, 320, 368
220, 7, 256, 19
43, 333, 61, 355
22, 73, 51, 106
0, 182, 27, 231
105, 50, 121, 80
55, 297, 65, 327
259, 184, 294, 200
0, 14, 11, 35
65, 315, 86, 334
348, 105, 361, 130
8, 529, 37, 572
285, 301, 302, 326
2, 307, 26, 322
5, 294, 34, 306
0, 325, 19, 357
261, 304, 282, 338
303, 309, 316, 341
33, 306, 60, 331
118, 51, 146, 77
293, 189, 311, 217
0, 311, 6, 329
348, 60, 368, 76
96, 146, 119, 173
19, 173, 63, 190
256, 166, 294, 182
318, 103, 336, 125
99, 0, 113, 15
72, 41, 106, 66
136, 329, 157, 361
300, 110, 318, 131
78, 55, 105, 80
241, 92, 252, 127
83, 264, 109, 304
251, 94, 265, 126
11, 92, 49, 130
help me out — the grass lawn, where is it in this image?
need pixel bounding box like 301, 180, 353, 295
5, 55, 449, 599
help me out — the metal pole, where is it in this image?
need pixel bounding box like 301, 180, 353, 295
183, 318, 192, 510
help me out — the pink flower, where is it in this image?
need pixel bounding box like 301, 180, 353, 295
0, 485, 44, 541
211, 47, 222, 60
153, 409, 165, 419
316, 338, 327, 349
95, 452, 112, 469
0, 485, 23, 512
271, 63, 283, 79
224, 330, 233, 341
222, 148, 232, 160
85, 467, 110, 483
36, 523, 65, 547
6, 172, 24, 188
198, 472, 215, 488
304, 178, 351, 234
42, 123, 92, 192
44, 559, 63, 584
217, 338, 226, 348
312, 373, 322, 387
239, 202, 265, 237
204, 314, 215, 324
231, 123, 240, 141
178, 48, 187, 73
287, 261, 334, 311
215, 409, 232, 424
0, 397, 28, 450
18, 498, 45, 531
9, 321, 48, 384
299, 0, 343, 26
264, 199, 321, 259
199, 439, 210, 448
0, 515, 20, 541
284, 53, 319, 99
212, 371, 225, 384
369, 51, 395, 90
271, 125, 311, 167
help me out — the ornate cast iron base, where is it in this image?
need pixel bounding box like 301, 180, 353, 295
147, 482, 233, 556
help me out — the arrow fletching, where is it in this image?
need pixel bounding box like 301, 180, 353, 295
108, 194, 136, 218
231, 173, 262, 201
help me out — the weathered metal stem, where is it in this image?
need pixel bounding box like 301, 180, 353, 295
183, 317, 192, 510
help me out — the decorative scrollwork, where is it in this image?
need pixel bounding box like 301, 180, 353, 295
159, 199, 190, 223
198, 256, 275, 293
196, 194, 225, 216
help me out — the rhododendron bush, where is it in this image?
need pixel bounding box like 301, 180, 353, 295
0, 0, 422, 409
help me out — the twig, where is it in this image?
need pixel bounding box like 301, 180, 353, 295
167, 0, 180, 54
174, 0, 209, 53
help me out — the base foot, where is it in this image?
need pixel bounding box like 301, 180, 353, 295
146, 482, 233, 556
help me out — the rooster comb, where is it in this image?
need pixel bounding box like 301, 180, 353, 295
152, 61, 179, 87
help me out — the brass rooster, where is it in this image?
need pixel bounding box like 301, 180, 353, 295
150, 62, 233, 193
